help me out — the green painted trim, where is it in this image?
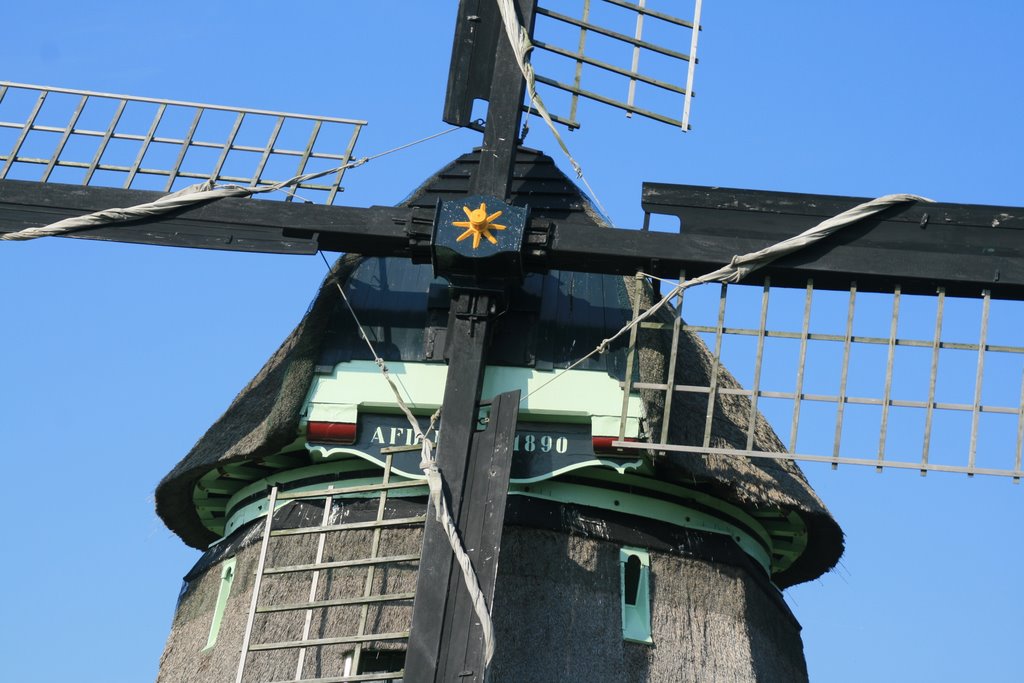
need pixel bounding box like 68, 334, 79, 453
306, 442, 648, 483
307, 402, 358, 423
568, 467, 776, 552
222, 475, 428, 539
203, 557, 236, 651
217, 454, 772, 571
509, 480, 772, 572
304, 360, 643, 428
620, 547, 653, 644
212, 452, 805, 578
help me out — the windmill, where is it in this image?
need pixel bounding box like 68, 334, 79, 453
2, 1, 1024, 683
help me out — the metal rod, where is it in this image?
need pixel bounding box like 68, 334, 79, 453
533, 74, 682, 127
209, 111, 245, 185
351, 453, 396, 674
659, 270, 685, 445
600, 0, 697, 28
270, 515, 427, 537
0, 80, 367, 124
250, 115, 284, 188
164, 107, 203, 192
265, 671, 408, 683
1016, 362, 1024, 483
249, 631, 410, 652
288, 119, 322, 202
123, 103, 166, 189
532, 40, 687, 93
666, 324, 1021, 354
41, 95, 88, 183
295, 485, 336, 679
832, 283, 856, 468
788, 280, 813, 453
702, 283, 728, 448
521, 104, 580, 130
612, 441, 1024, 479
275, 479, 424, 500
264, 554, 421, 576
619, 273, 645, 442
235, 485, 279, 683
626, 0, 646, 115
1, 90, 47, 178
83, 98, 127, 186
621, 384, 1018, 414
876, 284, 901, 471
536, 7, 692, 61
682, 0, 703, 130
569, 0, 591, 124
968, 290, 991, 475
258, 592, 418, 614
745, 278, 771, 451
921, 287, 945, 475
327, 123, 363, 205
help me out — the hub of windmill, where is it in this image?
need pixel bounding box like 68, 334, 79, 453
432, 194, 529, 288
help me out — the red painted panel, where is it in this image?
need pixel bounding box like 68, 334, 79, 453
592, 436, 638, 454
307, 421, 358, 444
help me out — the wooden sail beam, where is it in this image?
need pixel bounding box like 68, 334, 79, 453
3, 177, 1023, 300
641, 183, 1024, 299
0, 178, 421, 256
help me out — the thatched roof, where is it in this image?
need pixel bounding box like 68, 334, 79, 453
155, 149, 843, 587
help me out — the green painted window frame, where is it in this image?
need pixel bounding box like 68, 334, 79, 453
203, 557, 236, 651
620, 547, 653, 644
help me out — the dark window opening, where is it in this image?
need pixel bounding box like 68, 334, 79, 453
358, 649, 406, 682
624, 554, 642, 606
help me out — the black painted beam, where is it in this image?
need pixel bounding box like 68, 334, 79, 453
639, 183, 1024, 299
409, 3, 535, 680
470, 0, 535, 199
0, 179, 425, 257
437, 389, 519, 680
406, 294, 515, 682
6, 178, 1022, 300
443, 0, 503, 129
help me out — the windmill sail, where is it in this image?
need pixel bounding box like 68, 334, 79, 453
0, 81, 365, 204
609, 184, 1024, 479
530, 0, 703, 130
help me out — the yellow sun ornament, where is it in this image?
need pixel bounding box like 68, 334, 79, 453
452, 202, 506, 249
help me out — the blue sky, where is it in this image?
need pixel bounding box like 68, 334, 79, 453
1, 2, 1022, 681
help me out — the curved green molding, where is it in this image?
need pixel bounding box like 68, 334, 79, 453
305, 442, 648, 482
215, 453, 793, 575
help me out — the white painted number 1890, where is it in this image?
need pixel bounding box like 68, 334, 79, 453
513, 433, 569, 454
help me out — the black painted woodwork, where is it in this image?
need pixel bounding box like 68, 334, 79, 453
407, 4, 537, 679
643, 182, 1024, 299
468, 0, 536, 200
0, 179, 420, 256
404, 301, 520, 683
7, 176, 1020, 300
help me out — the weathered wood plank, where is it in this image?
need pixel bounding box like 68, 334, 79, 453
639, 182, 1024, 298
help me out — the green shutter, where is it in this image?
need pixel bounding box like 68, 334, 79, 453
620, 547, 652, 644
203, 557, 236, 650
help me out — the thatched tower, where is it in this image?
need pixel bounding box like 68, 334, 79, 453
155, 150, 843, 682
